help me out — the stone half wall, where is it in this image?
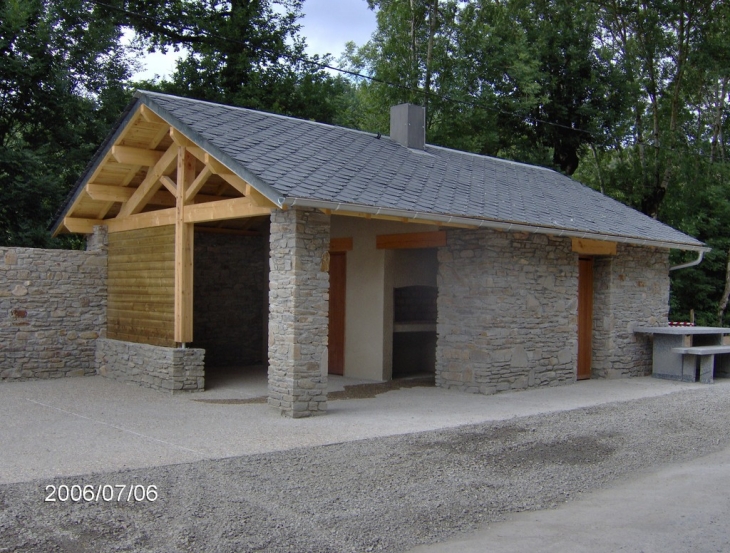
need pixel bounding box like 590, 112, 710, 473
192, 230, 268, 367
268, 208, 330, 417
436, 229, 578, 394
592, 244, 670, 378
96, 338, 205, 393
0, 242, 107, 381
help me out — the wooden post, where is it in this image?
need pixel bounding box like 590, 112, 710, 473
175, 147, 195, 344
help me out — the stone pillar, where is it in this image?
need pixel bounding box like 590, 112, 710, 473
268, 208, 330, 417
591, 244, 670, 378
86, 225, 108, 253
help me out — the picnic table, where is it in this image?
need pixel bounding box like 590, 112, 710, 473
633, 326, 730, 382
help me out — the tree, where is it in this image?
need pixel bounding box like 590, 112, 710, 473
0, 0, 135, 247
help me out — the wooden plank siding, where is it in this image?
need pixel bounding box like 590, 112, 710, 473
107, 226, 176, 346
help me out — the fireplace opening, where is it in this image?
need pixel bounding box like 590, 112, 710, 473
393, 285, 437, 378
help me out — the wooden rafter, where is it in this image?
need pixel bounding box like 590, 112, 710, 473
112, 145, 164, 166
117, 143, 178, 218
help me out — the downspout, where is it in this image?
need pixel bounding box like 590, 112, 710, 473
669, 250, 705, 271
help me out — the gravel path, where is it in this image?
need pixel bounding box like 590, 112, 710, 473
2, 384, 730, 552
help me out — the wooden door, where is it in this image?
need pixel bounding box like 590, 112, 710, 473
328, 252, 346, 375
577, 257, 594, 380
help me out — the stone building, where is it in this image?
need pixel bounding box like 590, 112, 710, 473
47, 91, 706, 417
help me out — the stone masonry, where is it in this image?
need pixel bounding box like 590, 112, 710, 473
592, 244, 670, 378
436, 229, 578, 394
96, 338, 205, 393
193, 230, 268, 367
268, 208, 330, 417
0, 231, 107, 380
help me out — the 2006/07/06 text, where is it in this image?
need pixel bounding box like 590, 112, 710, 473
45, 484, 158, 503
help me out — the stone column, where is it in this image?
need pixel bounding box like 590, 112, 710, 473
268, 208, 330, 417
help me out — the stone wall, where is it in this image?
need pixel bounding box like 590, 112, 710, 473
0, 238, 107, 381
592, 244, 670, 378
436, 229, 578, 394
192, 230, 268, 366
268, 208, 330, 417
96, 338, 205, 393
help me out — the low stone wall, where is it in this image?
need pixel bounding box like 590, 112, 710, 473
96, 338, 205, 393
436, 229, 578, 394
0, 244, 106, 380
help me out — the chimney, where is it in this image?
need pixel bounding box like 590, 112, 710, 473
390, 104, 425, 150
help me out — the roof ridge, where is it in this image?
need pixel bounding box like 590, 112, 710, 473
135, 90, 386, 142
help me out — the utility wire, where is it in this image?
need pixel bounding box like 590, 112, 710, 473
93, 0, 727, 161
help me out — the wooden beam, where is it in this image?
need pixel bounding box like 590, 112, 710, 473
117, 144, 178, 217
219, 172, 248, 196
330, 237, 353, 252
187, 146, 207, 163
63, 217, 104, 234
86, 184, 134, 203
140, 104, 166, 125
184, 197, 272, 224
159, 175, 177, 195
106, 208, 176, 233
376, 231, 447, 249
170, 127, 191, 146
245, 183, 276, 208
184, 165, 213, 203
204, 153, 232, 175
174, 147, 195, 343
572, 238, 617, 256
111, 145, 164, 167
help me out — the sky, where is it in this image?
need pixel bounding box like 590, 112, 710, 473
135, 0, 378, 81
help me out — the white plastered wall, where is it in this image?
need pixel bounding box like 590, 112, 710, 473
330, 216, 439, 381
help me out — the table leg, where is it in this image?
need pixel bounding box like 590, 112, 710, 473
699, 355, 715, 384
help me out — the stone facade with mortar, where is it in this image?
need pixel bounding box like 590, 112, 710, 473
268, 208, 330, 417
192, 230, 268, 367
592, 244, 670, 378
0, 231, 107, 381
96, 338, 205, 393
436, 229, 579, 393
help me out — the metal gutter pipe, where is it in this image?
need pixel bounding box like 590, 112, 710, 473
669, 250, 705, 271
284, 197, 710, 254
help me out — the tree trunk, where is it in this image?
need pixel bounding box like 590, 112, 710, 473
718, 247, 730, 326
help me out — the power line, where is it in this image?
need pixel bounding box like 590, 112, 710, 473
92, 0, 727, 162
91, 0, 593, 136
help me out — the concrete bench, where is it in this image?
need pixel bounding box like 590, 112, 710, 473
670, 345, 730, 383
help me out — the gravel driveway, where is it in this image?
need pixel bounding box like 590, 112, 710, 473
2, 384, 730, 552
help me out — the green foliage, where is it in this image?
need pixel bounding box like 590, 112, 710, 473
0, 0, 135, 247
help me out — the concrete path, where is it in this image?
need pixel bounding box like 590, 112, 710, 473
409, 444, 730, 553
0, 374, 712, 485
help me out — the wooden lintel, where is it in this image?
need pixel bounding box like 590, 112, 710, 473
184, 165, 213, 203
184, 197, 272, 224
330, 237, 353, 252
160, 175, 177, 195
376, 231, 447, 250
572, 238, 617, 256
111, 145, 164, 167
63, 217, 104, 234
117, 143, 178, 217
170, 127, 191, 146
106, 208, 176, 233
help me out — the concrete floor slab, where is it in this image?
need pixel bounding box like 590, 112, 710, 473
0, 374, 716, 485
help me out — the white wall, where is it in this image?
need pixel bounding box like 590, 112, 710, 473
330, 216, 438, 381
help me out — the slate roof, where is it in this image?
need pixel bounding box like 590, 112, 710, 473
57, 90, 706, 250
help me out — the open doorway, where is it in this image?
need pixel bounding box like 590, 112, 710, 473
391, 249, 438, 378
